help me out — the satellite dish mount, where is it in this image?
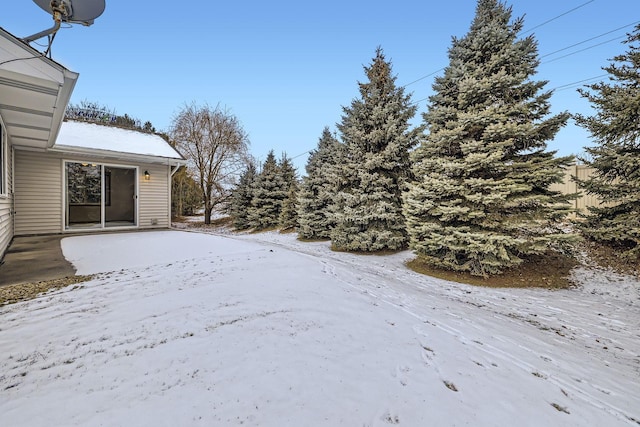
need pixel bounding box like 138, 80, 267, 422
23, 0, 106, 44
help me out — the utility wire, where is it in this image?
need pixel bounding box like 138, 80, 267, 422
401, 1, 597, 89
291, 150, 312, 160
551, 74, 608, 91
543, 35, 626, 64
540, 20, 639, 59
291, 71, 610, 162
407, 34, 623, 102
519, 0, 595, 35
410, 74, 610, 105
402, 68, 444, 88
409, 21, 630, 101
0, 54, 45, 67
295, 2, 612, 162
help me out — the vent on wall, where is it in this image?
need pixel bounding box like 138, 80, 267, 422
150, 218, 158, 225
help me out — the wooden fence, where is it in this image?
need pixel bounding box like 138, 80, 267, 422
549, 164, 604, 215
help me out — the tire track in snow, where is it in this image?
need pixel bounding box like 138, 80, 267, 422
217, 230, 640, 424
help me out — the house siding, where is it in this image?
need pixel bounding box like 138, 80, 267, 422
138, 164, 170, 229
0, 143, 13, 258
14, 149, 172, 235
0, 199, 11, 258
14, 150, 62, 235
550, 164, 612, 217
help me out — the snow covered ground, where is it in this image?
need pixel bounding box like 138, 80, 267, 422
1, 229, 639, 426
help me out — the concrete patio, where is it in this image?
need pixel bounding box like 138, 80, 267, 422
0, 235, 76, 287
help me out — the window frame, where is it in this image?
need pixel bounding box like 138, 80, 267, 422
62, 159, 140, 231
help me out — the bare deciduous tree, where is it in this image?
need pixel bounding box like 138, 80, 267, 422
171, 103, 250, 224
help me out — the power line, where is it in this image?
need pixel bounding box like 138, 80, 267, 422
519, 0, 595, 35
410, 74, 610, 106
294, 3, 617, 163
543, 35, 626, 64
402, 68, 444, 88
551, 74, 607, 91
292, 72, 609, 163
401, 1, 597, 89
411, 96, 429, 106
540, 20, 639, 59
291, 150, 312, 160
406, 30, 622, 93
409, 21, 632, 102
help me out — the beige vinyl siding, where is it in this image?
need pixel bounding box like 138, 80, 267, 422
139, 164, 170, 228
13, 149, 172, 234
14, 149, 62, 235
0, 199, 11, 257
550, 164, 611, 216
0, 138, 13, 257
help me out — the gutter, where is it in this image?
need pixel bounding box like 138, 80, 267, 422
47, 144, 187, 167
48, 68, 79, 148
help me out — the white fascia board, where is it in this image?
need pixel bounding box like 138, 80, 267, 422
49, 144, 187, 167
48, 68, 79, 148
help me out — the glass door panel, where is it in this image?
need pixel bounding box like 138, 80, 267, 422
66, 163, 102, 229
105, 166, 136, 227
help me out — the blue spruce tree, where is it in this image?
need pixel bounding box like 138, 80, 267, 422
404, 0, 576, 276
331, 47, 421, 252
575, 24, 640, 260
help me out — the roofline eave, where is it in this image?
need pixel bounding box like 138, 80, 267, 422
47, 144, 187, 166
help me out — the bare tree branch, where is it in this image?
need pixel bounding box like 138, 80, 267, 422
170, 102, 250, 224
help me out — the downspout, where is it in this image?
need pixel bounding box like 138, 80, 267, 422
48, 68, 79, 148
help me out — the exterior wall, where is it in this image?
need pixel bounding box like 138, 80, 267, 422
0, 132, 12, 258
550, 164, 609, 215
138, 164, 170, 229
14, 148, 172, 235
0, 187, 11, 257
550, 165, 606, 216
14, 150, 62, 235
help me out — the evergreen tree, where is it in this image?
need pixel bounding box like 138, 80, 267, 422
404, 0, 575, 276
279, 186, 299, 231
277, 153, 299, 230
278, 153, 298, 191
574, 24, 640, 259
229, 161, 257, 230
297, 127, 343, 240
249, 151, 288, 230
331, 47, 421, 252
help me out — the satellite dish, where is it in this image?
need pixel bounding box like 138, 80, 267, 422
23, 0, 106, 43
32, 0, 106, 26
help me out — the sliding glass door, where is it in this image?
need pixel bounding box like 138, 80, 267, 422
66, 163, 102, 229
65, 162, 137, 230
104, 166, 136, 227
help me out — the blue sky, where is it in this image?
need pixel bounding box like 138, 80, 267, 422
3, 0, 639, 171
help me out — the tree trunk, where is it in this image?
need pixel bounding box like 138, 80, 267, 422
204, 206, 212, 225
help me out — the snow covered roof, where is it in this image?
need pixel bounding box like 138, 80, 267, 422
52, 120, 185, 162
